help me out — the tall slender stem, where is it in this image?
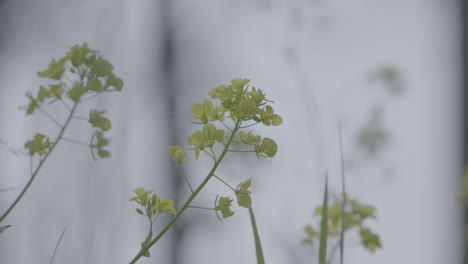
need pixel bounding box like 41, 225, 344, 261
338, 124, 347, 264
249, 206, 265, 264
129, 121, 241, 264
0, 102, 78, 224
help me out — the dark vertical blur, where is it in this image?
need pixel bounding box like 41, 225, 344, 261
161, 1, 184, 263
463, 0, 468, 262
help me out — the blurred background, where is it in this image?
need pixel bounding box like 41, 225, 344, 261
0, 0, 464, 263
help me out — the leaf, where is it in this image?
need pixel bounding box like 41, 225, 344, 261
215, 196, 235, 219
87, 78, 103, 92
24, 133, 52, 156
67, 82, 87, 102
254, 138, 278, 158
303, 225, 318, 244
168, 145, 186, 164
89, 109, 112, 131
37, 58, 66, 80
94, 132, 110, 158
90, 56, 114, 77
105, 74, 124, 91
66, 43, 95, 67
157, 198, 176, 214
25, 93, 39, 115
236, 178, 252, 208
360, 229, 381, 252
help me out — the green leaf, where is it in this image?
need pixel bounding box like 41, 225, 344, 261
87, 78, 103, 92
136, 208, 144, 215
360, 229, 381, 252
238, 98, 258, 119
66, 43, 96, 67
239, 131, 261, 145
254, 138, 277, 158
67, 82, 87, 102
188, 124, 225, 159
94, 132, 111, 158
168, 145, 186, 164
236, 178, 252, 208
49, 84, 64, 98
105, 74, 124, 91
90, 56, 114, 77
89, 109, 112, 131
215, 196, 235, 219
303, 225, 318, 244
190, 99, 224, 124
25, 93, 39, 115
157, 198, 176, 214
24, 133, 52, 156
37, 58, 66, 80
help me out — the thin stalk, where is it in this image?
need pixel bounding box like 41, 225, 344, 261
59, 98, 71, 112
178, 165, 194, 193
188, 206, 214, 210
239, 121, 260, 129
129, 121, 242, 264
37, 106, 63, 129
249, 206, 265, 264
49, 227, 67, 264
62, 137, 90, 147
213, 174, 236, 192
319, 175, 329, 264
338, 125, 346, 264
0, 102, 78, 224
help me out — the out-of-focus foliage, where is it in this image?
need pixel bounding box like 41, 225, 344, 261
303, 194, 381, 253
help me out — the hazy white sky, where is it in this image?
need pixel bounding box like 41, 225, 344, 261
0, 1, 463, 263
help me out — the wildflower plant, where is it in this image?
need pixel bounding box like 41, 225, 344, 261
0, 43, 122, 233
129, 78, 282, 263
303, 193, 382, 261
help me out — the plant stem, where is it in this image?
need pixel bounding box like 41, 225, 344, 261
129, 121, 241, 264
0, 102, 78, 224
178, 164, 194, 193
213, 174, 236, 192
319, 175, 329, 264
249, 206, 265, 264
49, 227, 67, 264
338, 125, 347, 264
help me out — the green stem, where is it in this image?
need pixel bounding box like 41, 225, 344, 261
319, 175, 329, 264
129, 121, 242, 264
249, 206, 265, 264
188, 206, 214, 210
338, 125, 347, 264
0, 102, 78, 224
213, 174, 236, 192
49, 227, 67, 264
178, 164, 194, 193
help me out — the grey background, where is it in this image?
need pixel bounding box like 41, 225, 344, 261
0, 0, 463, 263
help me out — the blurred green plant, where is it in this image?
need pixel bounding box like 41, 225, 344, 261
0, 43, 122, 233
303, 193, 381, 262
129, 79, 282, 263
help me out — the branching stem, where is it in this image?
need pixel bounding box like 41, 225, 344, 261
0, 102, 78, 224
178, 164, 194, 193
129, 121, 241, 263
213, 174, 236, 192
